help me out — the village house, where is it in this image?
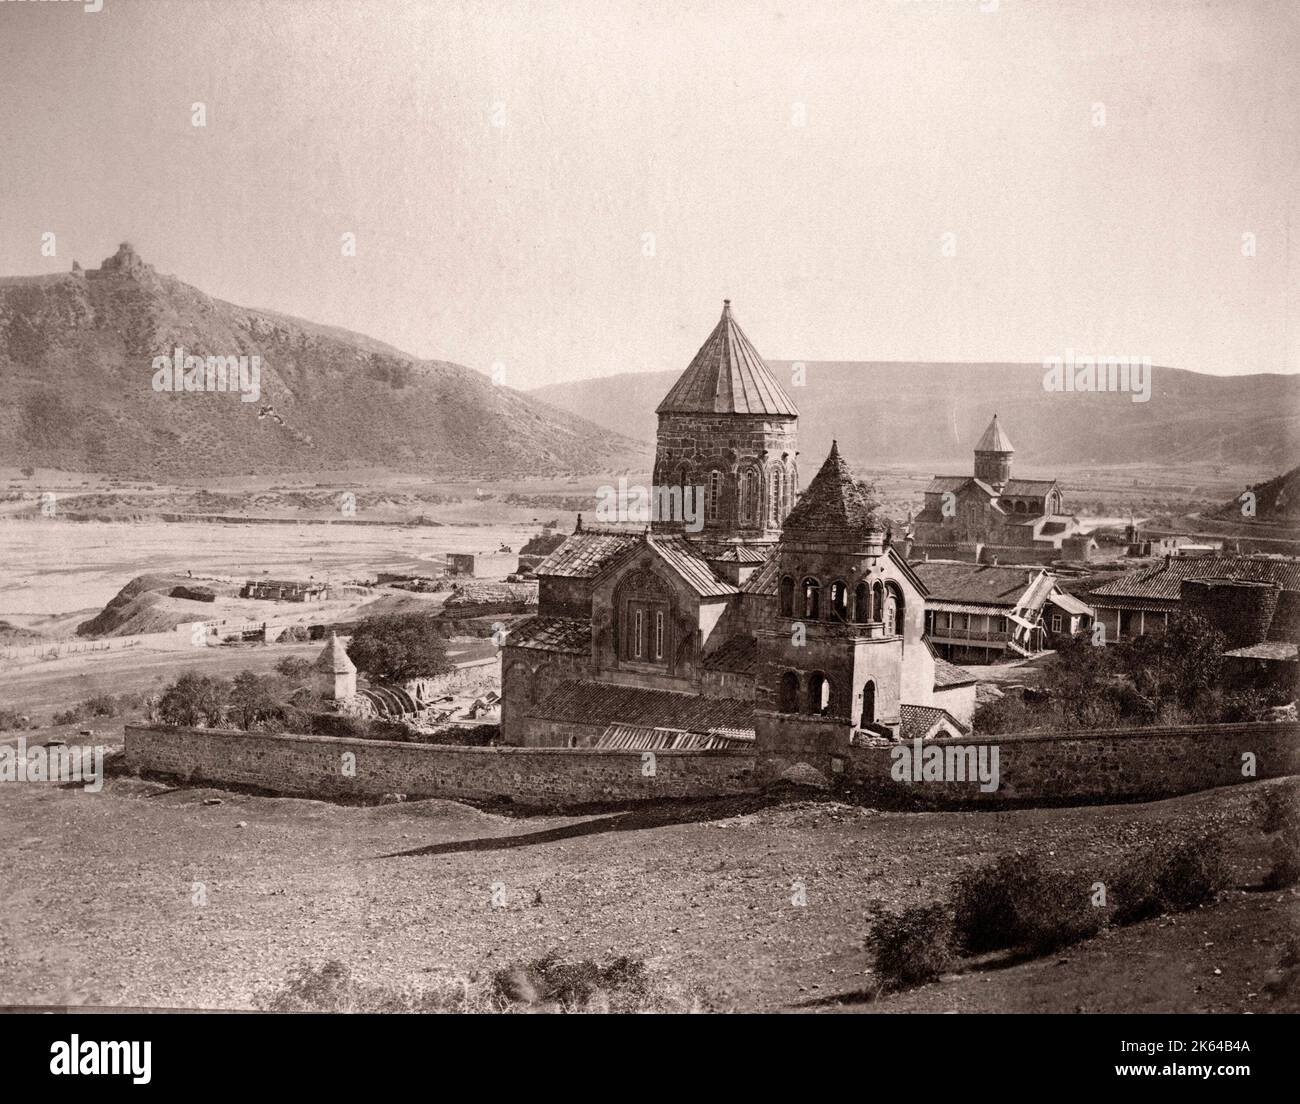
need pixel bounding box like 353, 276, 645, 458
499, 302, 978, 763
909, 415, 1096, 564
912, 562, 1075, 663
1087, 553, 1300, 645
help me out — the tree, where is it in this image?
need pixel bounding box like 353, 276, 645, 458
345, 614, 453, 685
1162, 611, 1225, 709
157, 671, 229, 728
228, 671, 285, 731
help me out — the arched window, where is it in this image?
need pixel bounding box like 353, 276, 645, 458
706, 470, 723, 522
802, 577, 820, 619
779, 575, 795, 617
872, 581, 884, 623
861, 680, 876, 727
854, 581, 870, 623
1015, 500, 1027, 514
769, 468, 784, 526
885, 584, 904, 639
808, 672, 831, 716
779, 671, 800, 713
740, 467, 760, 526
830, 580, 849, 621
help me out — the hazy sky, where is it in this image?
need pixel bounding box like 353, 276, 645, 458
1, 0, 1296, 387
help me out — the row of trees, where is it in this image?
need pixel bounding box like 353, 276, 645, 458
976, 611, 1286, 734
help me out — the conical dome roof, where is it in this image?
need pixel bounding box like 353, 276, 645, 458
782, 442, 884, 534
975, 414, 1014, 453
314, 632, 356, 675
656, 301, 798, 416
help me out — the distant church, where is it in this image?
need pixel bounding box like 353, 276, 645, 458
909, 415, 1095, 564
500, 302, 977, 780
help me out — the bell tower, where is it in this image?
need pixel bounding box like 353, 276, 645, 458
754, 443, 910, 782
652, 301, 798, 544
973, 413, 1014, 491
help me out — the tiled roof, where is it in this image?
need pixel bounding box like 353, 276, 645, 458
975, 414, 1015, 453
702, 634, 758, 674
1001, 478, 1059, 495
536, 530, 639, 578
783, 441, 885, 534
741, 545, 782, 595
933, 657, 977, 688
532, 679, 755, 732
900, 703, 970, 742
645, 536, 739, 597
706, 544, 770, 564
595, 724, 754, 750
925, 476, 972, 494
1223, 642, 1297, 661
1089, 555, 1300, 601
504, 616, 590, 654
912, 562, 1048, 607
656, 301, 798, 416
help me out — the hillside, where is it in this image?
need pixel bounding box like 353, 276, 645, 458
532, 362, 1299, 473
0, 245, 646, 479
1208, 464, 1300, 522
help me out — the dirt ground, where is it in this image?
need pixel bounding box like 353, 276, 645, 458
0, 740, 1294, 1012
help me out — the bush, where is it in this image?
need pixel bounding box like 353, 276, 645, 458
0, 710, 31, 731
256, 954, 696, 1013
156, 671, 230, 728
870, 904, 954, 991
951, 853, 1103, 956
1109, 833, 1231, 923
1263, 828, 1300, 890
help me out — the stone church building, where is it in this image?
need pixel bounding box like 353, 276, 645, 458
500, 302, 976, 776
909, 415, 1096, 564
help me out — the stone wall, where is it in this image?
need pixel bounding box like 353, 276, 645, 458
840, 721, 1299, 806
124, 720, 1299, 811
124, 725, 755, 807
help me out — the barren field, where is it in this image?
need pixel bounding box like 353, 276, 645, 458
0, 748, 1294, 1013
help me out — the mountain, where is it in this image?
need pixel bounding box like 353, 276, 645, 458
532, 361, 1300, 473
0, 244, 646, 478
1208, 464, 1300, 522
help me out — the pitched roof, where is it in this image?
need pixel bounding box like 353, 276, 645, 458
1046, 591, 1093, 616
975, 414, 1015, 453
1001, 478, 1059, 496
899, 704, 970, 742
504, 616, 590, 654
656, 301, 798, 416
701, 634, 758, 674
783, 442, 885, 535
596, 724, 753, 750
1088, 555, 1300, 602
741, 545, 783, 595
912, 562, 1049, 608
535, 530, 639, 578
532, 679, 755, 732
1223, 642, 1297, 661
933, 657, 978, 688
644, 536, 739, 597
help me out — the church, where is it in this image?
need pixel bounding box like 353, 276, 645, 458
908, 415, 1096, 564
499, 302, 977, 778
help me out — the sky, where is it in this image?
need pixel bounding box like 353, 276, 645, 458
0, 0, 1296, 388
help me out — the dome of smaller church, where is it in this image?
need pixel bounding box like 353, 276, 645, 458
782, 441, 884, 535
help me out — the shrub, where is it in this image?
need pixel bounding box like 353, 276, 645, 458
870, 904, 954, 991
1263, 828, 1300, 890
275, 656, 313, 682
1257, 785, 1300, 836
156, 671, 230, 728
256, 954, 696, 1014
951, 853, 1103, 956
1109, 833, 1231, 923
0, 710, 30, 731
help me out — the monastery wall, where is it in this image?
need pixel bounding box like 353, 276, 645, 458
124, 720, 1299, 810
